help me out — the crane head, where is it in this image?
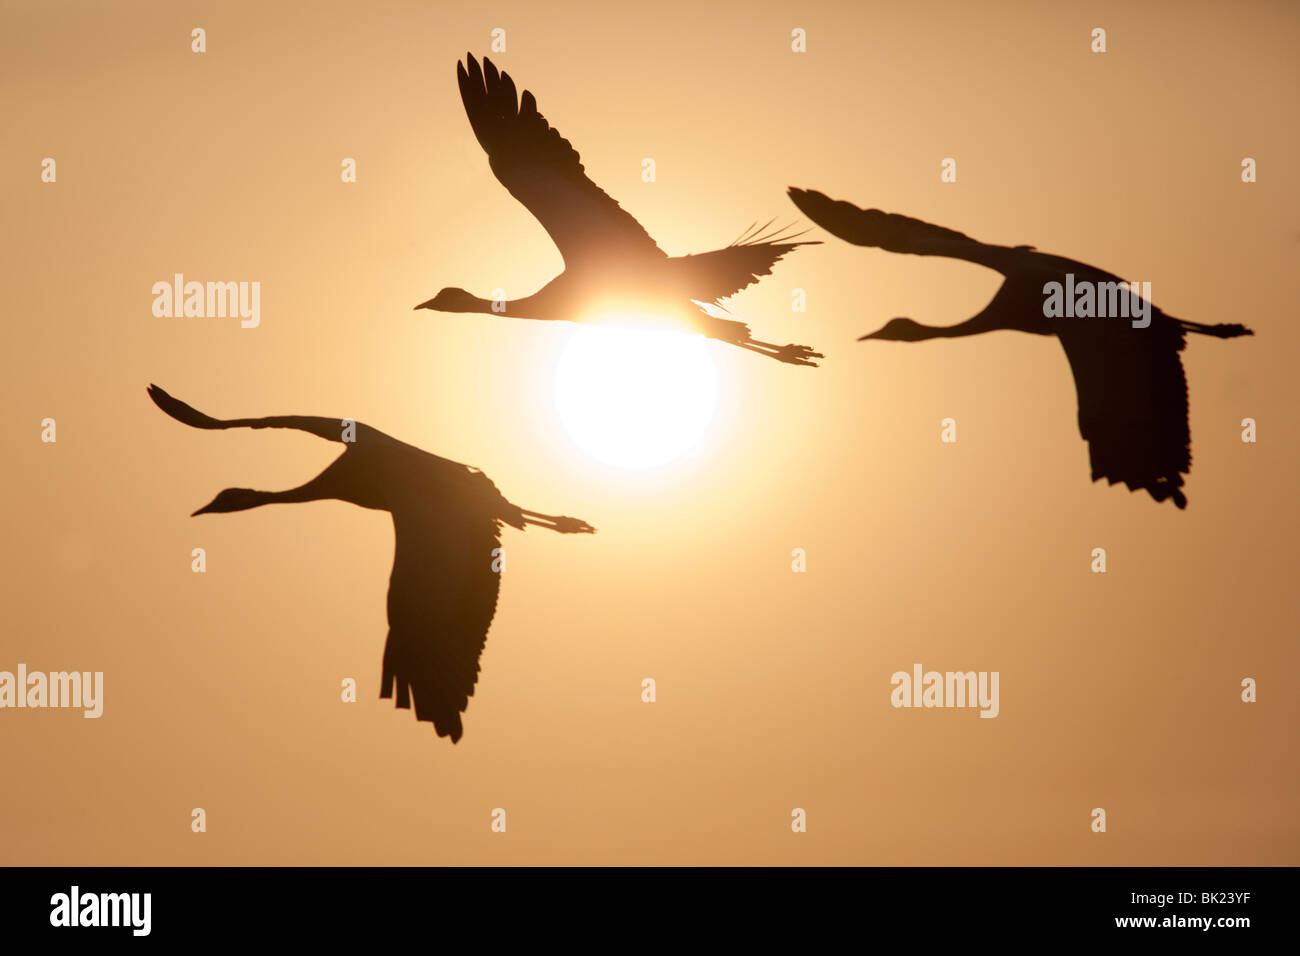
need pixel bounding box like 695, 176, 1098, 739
415, 287, 480, 313
859, 318, 927, 342
191, 488, 263, 516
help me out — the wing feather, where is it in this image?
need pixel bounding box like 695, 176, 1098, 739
1056, 315, 1191, 508
380, 503, 504, 742
787, 187, 976, 250
457, 54, 664, 268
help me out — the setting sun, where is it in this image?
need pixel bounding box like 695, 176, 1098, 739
553, 323, 721, 469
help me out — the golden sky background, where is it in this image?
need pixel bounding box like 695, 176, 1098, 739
2, 0, 1297, 864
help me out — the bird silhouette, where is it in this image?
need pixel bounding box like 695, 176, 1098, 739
147, 384, 594, 742
788, 187, 1254, 508
416, 53, 822, 366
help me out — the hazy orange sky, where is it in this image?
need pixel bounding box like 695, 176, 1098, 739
2, 0, 1297, 864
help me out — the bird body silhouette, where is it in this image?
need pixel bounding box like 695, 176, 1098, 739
417, 54, 822, 366
788, 188, 1253, 508
147, 384, 594, 742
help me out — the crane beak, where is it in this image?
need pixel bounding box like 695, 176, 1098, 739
414, 298, 436, 310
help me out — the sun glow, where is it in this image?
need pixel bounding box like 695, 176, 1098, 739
554, 322, 721, 469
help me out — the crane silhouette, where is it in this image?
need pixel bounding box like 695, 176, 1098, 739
788, 187, 1253, 508
147, 384, 594, 742
416, 54, 823, 366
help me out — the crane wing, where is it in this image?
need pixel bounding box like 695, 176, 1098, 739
787, 188, 977, 250
147, 384, 485, 470
1055, 315, 1191, 508
457, 54, 665, 269
786, 187, 1059, 275
380, 502, 506, 743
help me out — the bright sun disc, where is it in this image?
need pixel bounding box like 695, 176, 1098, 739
554, 324, 720, 469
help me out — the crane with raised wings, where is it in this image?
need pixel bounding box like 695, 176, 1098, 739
416, 54, 822, 367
